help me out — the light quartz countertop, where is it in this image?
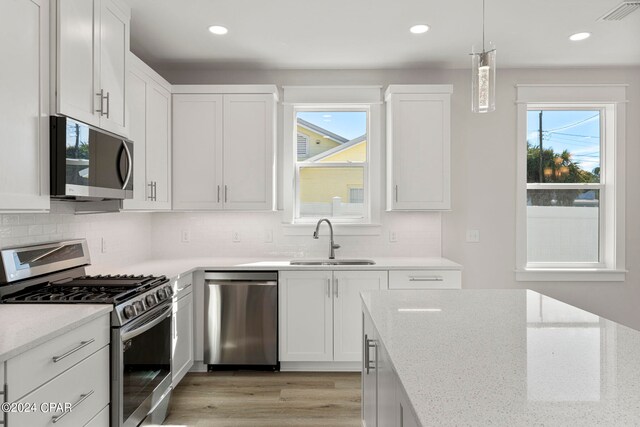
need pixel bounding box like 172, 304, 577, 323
361, 289, 640, 426
0, 304, 112, 363
87, 257, 462, 281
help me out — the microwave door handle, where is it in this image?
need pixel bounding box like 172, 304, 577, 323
121, 141, 133, 190
121, 305, 171, 342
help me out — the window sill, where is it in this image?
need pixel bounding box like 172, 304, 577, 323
282, 223, 382, 236
515, 268, 627, 282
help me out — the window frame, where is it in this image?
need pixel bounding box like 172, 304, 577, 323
525, 105, 606, 269
515, 84, 627, 282
293, 105, 370, 224
281, 86, 383, 231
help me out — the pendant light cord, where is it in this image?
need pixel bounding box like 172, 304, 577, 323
482, 0, 485, 52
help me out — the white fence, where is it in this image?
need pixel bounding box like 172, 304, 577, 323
527, 206, 599, 263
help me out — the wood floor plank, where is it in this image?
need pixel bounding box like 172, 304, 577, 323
165, 372, 361, 426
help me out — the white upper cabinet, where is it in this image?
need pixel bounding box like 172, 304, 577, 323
223, 94, 275, 210
172, 94, 224, 210
0, 0, 50, 211
172, 86, 277, 211
54, 0, 130, 137
386, 85, 452, 211
123, 54, 172, 211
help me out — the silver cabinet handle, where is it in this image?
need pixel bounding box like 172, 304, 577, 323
326, 278, 331, 298
153, 181, 157, 201
105, 91, 110, 119
51, 390, 94, 423
52, 339, 95, 363
148, 182, 154, 201
95, 89, 105, 115
409, 276, 444, 282
224, 185, 228, 203
217, 185, 221, 203
335, 278, 339, 298
395, 185, 398, 203
364, 336, 377, 374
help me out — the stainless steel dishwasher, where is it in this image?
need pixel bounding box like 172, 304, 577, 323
204, 272, 278, 370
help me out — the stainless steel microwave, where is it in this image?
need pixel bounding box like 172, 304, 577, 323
51, 116, 133, 200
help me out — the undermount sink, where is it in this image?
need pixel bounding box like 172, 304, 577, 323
290, 259, 376, 266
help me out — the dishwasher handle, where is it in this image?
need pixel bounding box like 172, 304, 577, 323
204, 272, 277, 281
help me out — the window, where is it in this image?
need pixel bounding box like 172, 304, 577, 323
295, 110, 368, 220
515, 84, 627, 281
282, 86, 382, 229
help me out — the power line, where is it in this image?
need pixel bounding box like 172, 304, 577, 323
543, 113, 599, 133
548, 131, 599, 139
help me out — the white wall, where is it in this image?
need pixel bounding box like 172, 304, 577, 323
157, 64, 640, 330
0, 202, 152, 271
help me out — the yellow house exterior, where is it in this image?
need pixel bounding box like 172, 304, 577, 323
297, 125, 342, 160
299, 140, 367, 204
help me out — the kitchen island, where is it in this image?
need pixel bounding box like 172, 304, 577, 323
361, 289, 640, 426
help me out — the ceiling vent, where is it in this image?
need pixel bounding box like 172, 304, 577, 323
598, 1, 640, 21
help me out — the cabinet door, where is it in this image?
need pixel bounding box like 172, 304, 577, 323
362, 309, 377, 427
173, 94, 224, 210
398, 383, 420, 427
56, 0, 100, 127
0, 0, 50, 211
279, 271, 333, 362
222, 94, 275, 210
98, 0, 129, 137
122, 68, 148, 209
334, 271, 387, 362
173, 292, 194, 387
146, 83, 171, 208
388, 93, 450, 210
378, 341, 398, 427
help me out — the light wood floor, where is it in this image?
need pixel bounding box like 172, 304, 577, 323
163, 371, 362, 427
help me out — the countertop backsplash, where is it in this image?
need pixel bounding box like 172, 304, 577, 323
0, 202, 152, 269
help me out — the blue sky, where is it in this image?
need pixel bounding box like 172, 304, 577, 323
527, 110, 600, 173
297, 111, 367, 141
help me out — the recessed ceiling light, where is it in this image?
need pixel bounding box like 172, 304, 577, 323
208, 25, 228, 35
410, 24, 430, 34
569, 32, 591, 41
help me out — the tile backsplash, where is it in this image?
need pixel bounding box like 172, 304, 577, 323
150, 211, 442, 259
0, 205, 442, 270
0, 202, 152, 269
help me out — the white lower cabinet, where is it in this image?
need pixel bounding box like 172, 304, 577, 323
172, 274, 194, 387
279, 270, 387, 364
6, 313, 111, 427
362, 308, 421, 427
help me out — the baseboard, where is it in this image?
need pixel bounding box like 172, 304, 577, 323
189, 361, 208, 372
280, 361, 361, 372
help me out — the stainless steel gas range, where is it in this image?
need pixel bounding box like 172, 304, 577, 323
0, 239, 173, 427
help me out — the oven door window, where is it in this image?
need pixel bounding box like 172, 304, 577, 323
122, 308, 171, 422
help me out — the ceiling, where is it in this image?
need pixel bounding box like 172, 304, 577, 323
127, 0, 640, 70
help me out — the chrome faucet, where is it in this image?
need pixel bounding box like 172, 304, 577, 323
313, 218, 340, 259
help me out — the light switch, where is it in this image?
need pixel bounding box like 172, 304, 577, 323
232, 231, 241, 243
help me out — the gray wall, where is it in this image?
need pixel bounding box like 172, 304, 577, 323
157, 64, 640, 330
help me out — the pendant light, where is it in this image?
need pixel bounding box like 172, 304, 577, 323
470, 0, 496, 113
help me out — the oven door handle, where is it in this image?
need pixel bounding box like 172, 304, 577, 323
121, 305, 172, 342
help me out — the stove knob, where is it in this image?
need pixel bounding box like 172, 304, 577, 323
156, 288, 166, 301
164, 286, 174, 298
145, 294, 157, 307
134, 300, 145, 314
123, 305, 137, 320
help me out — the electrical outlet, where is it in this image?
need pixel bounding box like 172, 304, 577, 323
389, 231, 397, 243
181, 230, 190, 243
101, 237, 107, 253
466, 230, 480, 243
232, 231, 241, 243
264, 229, 273, 243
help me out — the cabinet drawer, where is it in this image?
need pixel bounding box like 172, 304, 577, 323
84, 404, 109, 427
7, 314, 110, 401
10, 346, 109, 427
388, 270, 461, 290
174, 273, 193, 299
